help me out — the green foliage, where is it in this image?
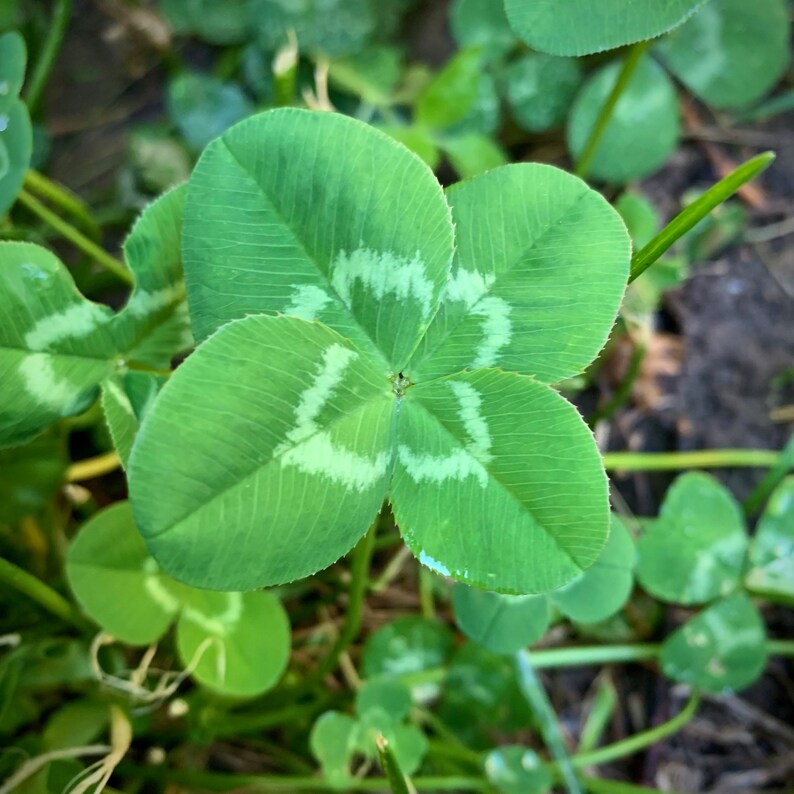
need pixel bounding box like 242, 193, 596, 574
0, 31, 31, 217
128, 108, 629, 595
657, 0, 791, 109
568, 56, 680, 184
66, 502, 290, 696
503, 54, 582, 133
503, 0, 706, 56
166, 72, 255, 152
745, 477, 794, 601
484, 746, 552, 794
310, 677, 427, 787
661, 593, 768, 692
452, 515, 636, 653
451, 0, 516, 63
0, 186, 187, 447
637, 473, 748, 605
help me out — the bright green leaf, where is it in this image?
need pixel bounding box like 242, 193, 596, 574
445, 72, 501, 137
0, 430, 67, 521
66, 502, 184, 645
378, 124, 441, 171
657, 0, 791, 110
661, 593, 768, 692
167, 72, 254, 152
504, 0, 707, 56
362, 616, 454, 683
393, 371, 609, 594
745, 477, 794, 600
504, 54, 582, 133
568, 56, 680, 184
637, 473, 748, 605
310, 711, 356, 788
484, 746, 552, 794
0, 243, 117, 447
129, 315, 394, 590
176, 588, 290, 697
0, 32, 31, 217
452, 586, 550, 654
615, 192, 660, 251
415, 48, 484, 130
440, 132, 508, 179
43, 699, 108, 750
552, 514, 636, 623
450, 0, 516, 63
181, 109, 454, 368
356, 678, 412, 722
409, 164, 630, 384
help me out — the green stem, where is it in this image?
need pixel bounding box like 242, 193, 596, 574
630, 151, 775, 283
571, 692, 700, 769
767, 639, 794, 657
23, 0, 73, 114
574, 41, 650, 179
532, 644, 662, 669
315, 521, 378, 681
603, 449, 781, 471
16, 189, 134, 285
24, 170, 101, 241
742, 435, 794, 515
123, 766, 488, 792
517, 651, 584, 794
0, 556, 89, 630
418, 566, 436, 620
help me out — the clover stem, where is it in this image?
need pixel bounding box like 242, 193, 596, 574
0, 556, 89, 630
16, 189, 134, 285
66, 450, 121, 482
574, 40, 651, 180
516, 651, 584, 794
603, 448, 782, 471
24, 169, 101, 240
23, 0, 73, 114
314, 518, 378, 681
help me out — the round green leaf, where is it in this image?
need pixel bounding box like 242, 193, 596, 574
167, 72, 254, 152
445, 72, 501, 137
257, 0, 377, 58
745, 477, 794, 600
656, 0, 791, 110
440, 132, 508, 180
356, 678, 412, 721
0, 243, 117, 447
0, 430, 67, 521
637, 473, 748, 605
661, 593, 767, 693
0, 31, 26, 97
409, 164, 630, 384
504, 54, 582, 133
129, 315, 394, 590
551, 514, 636, 624
392, 369, 609, 593
450, 0, 516, 63
362, 617, 454, 682
615, 192, 660, 251
66, 502, 183, 645
452, 586, 550, 654
310, 711, 357, 787
0, 32, 31, 217
567, 56, 680, 184
160, 0, 258, 44
176, 588, 290, 697
485, 746, 552, 794
416, 48, 484, 131
182, 108, 454, 370
504, 0, 707, 56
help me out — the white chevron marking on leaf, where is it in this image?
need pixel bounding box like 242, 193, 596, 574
18, 354, 86, 412
471, 295, 512, 368
24, 302, 109, 350
449, 381, 493, 463
398, 445, 488, 488
283, 284, 333, 320
331, 247, 435, 319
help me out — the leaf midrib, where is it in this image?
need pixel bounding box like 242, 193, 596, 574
143, 389, 396, 541
411, 186, 593, 374
215, 138, 391, 371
